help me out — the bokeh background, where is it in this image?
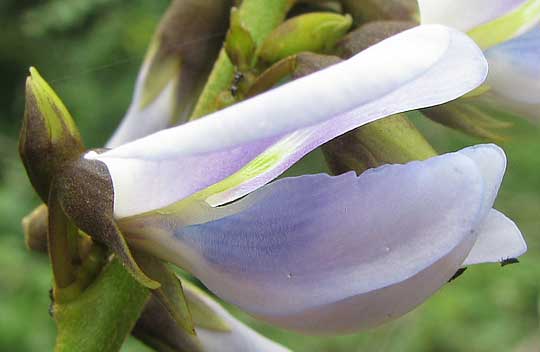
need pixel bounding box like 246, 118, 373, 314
0, 1, 539, 351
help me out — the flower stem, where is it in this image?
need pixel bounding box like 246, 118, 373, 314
322, 113, 437, 175
53, 259, 150, 352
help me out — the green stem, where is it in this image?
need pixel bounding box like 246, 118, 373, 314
322, 113, 437, 175
189, 0, 293, 120
54, 259, 150, 352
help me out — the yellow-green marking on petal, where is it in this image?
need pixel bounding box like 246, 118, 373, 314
469, 0, 540, 49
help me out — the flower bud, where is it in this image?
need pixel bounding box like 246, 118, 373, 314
338, 20, 416, 58
258, 12, 353, 64
21, 204, 48, 253
341, 0, 420, 23
136, 0, 231, 117
422, 100, 512, 141
322, 114, 437, 174
225, 7, 257, 70
19, 67, 84, 202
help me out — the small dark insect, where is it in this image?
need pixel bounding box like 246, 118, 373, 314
448, 267, 468, 282
233, 71, 244, 85
230, 71, 245, 97
230, 84, 239, 97
500, 257, 520, 267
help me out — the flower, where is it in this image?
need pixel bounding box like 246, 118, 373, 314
80, 24, 526, 334
418, 0, 540, 120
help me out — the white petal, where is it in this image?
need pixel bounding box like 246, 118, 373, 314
184, 284, 290, 352
124, 150, 490, 333
88, 25, 487, 218
419, 0, 527, 31
463, 209, 527, 265
106, 60, 176, 148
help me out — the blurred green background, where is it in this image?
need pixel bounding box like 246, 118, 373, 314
0, 1, 538, 351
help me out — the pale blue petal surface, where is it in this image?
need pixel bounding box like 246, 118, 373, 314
485, 26, 540, 105
124, 148, 499, 333
419, 0, 527, 31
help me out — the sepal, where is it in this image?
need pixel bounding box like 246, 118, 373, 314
134, 252, 196, 335
53, 152, 159, 289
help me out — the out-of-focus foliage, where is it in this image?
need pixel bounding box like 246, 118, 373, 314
0, 1, 538, 351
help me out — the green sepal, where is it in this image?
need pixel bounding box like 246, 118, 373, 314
468, 0, 540, 49
225, 7, 257, 70
422, 100, 512, 141
134, 252, 196, 336
47, 184, 80, 295
19, 68, 84, 202
54, 259, 151, 352
132, 280, 232, 352
134, 296, 204, 352
258, 12, 353, 64
54, 154, 159, 289
338, 20, 416, 58
341, 0, 420, 23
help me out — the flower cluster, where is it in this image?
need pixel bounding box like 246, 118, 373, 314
19, 1, 535, 351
